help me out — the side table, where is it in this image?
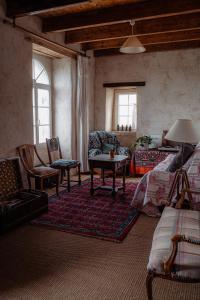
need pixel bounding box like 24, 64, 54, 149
88, 154, 128, 197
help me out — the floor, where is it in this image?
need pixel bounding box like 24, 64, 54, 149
0, 176, 199, 300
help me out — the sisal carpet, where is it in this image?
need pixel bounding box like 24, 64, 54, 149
31, 179, 139, 242
0, 214, 199, 300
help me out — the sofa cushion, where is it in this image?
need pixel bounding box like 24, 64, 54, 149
31, 166, 59, 176
147, 207, 200, 280
167, 144, 194, 172
102, 143, 115, 154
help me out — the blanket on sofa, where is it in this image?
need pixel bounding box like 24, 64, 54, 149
131, 147, 200, 217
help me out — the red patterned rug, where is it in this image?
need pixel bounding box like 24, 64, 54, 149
31, 179, 139, 242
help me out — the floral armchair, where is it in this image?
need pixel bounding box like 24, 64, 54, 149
88, 131, 129, 158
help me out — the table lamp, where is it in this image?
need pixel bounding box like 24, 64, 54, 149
165, 119, 199, 205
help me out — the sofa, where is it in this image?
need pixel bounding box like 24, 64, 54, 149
0, 158, 48, 232
146, 205, 200, 300
131, 143, 200, 217
88, 130, 129, 158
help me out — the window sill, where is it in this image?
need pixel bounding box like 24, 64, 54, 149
112, 131, 136, 135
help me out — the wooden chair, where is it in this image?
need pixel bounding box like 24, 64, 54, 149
46, 137, 81, 192
17, 144, 59, 196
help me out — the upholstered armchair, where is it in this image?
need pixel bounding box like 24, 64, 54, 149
88, 131, 129, 158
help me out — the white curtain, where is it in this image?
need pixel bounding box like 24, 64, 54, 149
71, 56, 90, 171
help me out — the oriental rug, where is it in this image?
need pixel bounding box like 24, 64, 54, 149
31, 179, 139, 242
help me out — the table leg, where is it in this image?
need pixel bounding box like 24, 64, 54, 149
123, 164, 126, 193
102, 168, 105, 185
112, 168, 116, 197
90, 167, 94, 195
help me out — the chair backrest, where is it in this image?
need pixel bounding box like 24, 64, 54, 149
17, 144, 35, 171
46, 137, 62, 164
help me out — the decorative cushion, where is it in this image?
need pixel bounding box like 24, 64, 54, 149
51, 159, 79, 168
102, 143, 115, 154
147, 207, 200, 280
96, 131, 119, 148
167, 143, 194, 172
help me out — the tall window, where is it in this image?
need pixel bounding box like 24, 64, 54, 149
114, 89, 137, 130
32, 59, 51, 144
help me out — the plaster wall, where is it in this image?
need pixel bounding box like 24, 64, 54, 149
0, 1, 33, 158
94, 49, 200, 137
0, 0, 82, 160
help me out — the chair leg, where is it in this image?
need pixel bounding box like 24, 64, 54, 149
27, 175, 31, 189
56, 175, 59, 196
40, 178, 43, 192
78, 164, 81, 186
67, 168, 70, 192
60, 169, 64, 184
146, 273, 154, 300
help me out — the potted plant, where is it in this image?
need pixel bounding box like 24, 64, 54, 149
134, 135, 152, 150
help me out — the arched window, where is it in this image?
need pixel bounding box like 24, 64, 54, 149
32, 59, 51, 144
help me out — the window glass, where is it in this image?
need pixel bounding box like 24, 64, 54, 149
32, 59, 51, 144
38, 89, 50, 107
36, 70, 49, 85
38, 108, 50, 125
114, 90, 137, 130
39, 126, 50, 144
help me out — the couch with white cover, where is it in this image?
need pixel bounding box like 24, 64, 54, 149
131, 143, 200, 217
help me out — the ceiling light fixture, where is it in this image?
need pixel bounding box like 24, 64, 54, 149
120, 20, 146, 54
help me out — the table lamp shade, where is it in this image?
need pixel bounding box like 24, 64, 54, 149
165, 119, 199, 144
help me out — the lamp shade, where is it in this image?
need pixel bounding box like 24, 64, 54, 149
120, 36, 146, 54
165, 119, 199, 144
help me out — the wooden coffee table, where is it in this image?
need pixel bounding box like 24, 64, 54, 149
88, 154, 128, 197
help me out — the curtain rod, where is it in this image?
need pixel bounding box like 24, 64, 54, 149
2, 18, 88, 58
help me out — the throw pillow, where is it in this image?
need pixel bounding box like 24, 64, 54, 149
102, 143, 116, 154
167, 143, 194, 173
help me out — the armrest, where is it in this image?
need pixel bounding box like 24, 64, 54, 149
164, 234, 200, 274
88, 149, 102, 158
117, 146, 130, 156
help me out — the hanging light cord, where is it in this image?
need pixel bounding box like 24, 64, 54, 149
130, 19, 135, 36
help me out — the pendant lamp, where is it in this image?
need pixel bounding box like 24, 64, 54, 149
120, 20, 146, 54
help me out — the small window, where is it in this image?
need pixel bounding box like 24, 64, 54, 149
114, 89, 137, 130
32, 59, 51, 144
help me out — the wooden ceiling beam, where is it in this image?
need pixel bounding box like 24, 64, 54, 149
94, 40, 200, 57
83, 29, 200, 51
66, 12, 200, 44
43, 0, 200, 32
6, 0, 88, 17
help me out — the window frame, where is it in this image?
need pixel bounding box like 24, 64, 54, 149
113, 88, 137, 131
32, 59, 52, 145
